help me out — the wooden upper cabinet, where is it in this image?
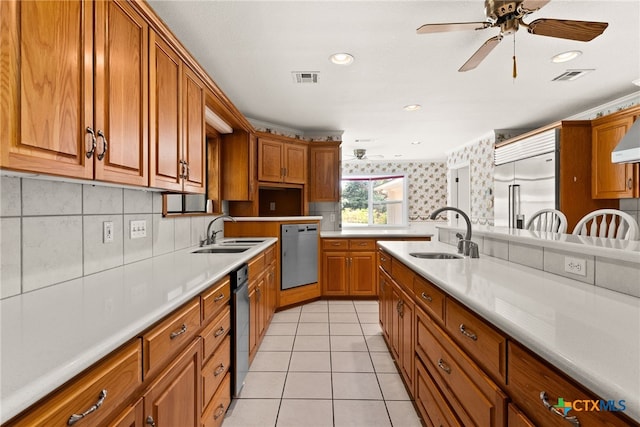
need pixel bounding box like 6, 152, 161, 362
309, 143, 341, 202
592, 112, 639, 199
257, 136, 307, 184
149, 31, 206, 194
221, 130, 257, 201
0, 0, 148, 186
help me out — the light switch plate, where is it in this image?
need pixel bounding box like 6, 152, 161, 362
103, 221, 114, 243
564, 256, 587, 276
130, 220, 147, 239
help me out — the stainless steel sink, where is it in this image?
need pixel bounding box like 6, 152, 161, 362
192, 247, 251, 254
409, 252, 463, 259
219, 239, 265, 245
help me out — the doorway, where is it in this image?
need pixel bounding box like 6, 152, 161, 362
450, 164, 470, 225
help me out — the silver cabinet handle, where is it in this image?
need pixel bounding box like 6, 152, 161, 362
214, 326, 226, 337
459, 324, 478, 341
540, 392, 581, 426
185, 161, 190, 180
67, 389, 107, 425
397, 300, 404, 318
86, 127, 97, 159
213, 293, 225, 302
214, 404, 226, 420
421, 292, 432, 302
169, 323, 187, 339
380, 257, 387, 262
214, 363, 225, 376
629, 178, 633, 190
96, 130, 108, 161
146, 415, 156, 427
437, 358, 451, 374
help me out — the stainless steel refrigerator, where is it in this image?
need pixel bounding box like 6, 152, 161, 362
494, 144, 558, 228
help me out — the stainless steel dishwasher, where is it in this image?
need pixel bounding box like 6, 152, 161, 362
281, 224, 318, 290
230, 264, 249, 397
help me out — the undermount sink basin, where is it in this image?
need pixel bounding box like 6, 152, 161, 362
410, 252, 463, 260
220, 239, 265, 245
192, 247, 251, 254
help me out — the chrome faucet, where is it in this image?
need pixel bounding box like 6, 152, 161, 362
430, 207, 479, 258
201, 215, 237, 246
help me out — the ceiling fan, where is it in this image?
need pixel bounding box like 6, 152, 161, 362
344, 148, 384, 161
417, 0, 608, 74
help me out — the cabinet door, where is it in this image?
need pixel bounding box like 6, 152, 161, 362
248, 286, 258, 360
94, 0, 148, 186
266, 263, 277, 321
0, 0, 94, 179
322, 252, 349, 295
399, 288, 414, 392
283, 143, 307, 184
258, 139, 284, 182
149, 32, 183, 191
256, 276, 267, 339
378, 269, 393, 342
390, 284, 401, 361
592, 117, 637, 198
349, 252, 377, 296
182, 66, 206, 193
309, 145, 340, 201
221, 131, 257, 201
144, 338, 201, 427
107, 398, 144, 427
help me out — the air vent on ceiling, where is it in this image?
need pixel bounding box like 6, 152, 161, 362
292, 71, 319, 84
552, 69, 594, 82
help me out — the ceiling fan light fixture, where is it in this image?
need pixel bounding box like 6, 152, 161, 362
403, 104, 422, 112
551, 50, 582, 63
329, 53, 354, 65
411, 141, 422, 145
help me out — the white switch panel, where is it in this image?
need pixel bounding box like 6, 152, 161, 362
330, 213, 336, 223
103, 221, 114, 243
269, 202, 276, 211
130, 220, 147, 239
564, 256, 587, 276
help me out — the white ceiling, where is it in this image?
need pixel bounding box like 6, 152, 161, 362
147, 0, 640, 161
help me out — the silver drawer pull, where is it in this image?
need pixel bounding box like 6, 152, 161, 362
437, 358, 451, 374
459, 324, 478, 341
214, 326, 226, 337
146, 415, 156, 427
214, 404, 226, 420
421, 292, 432, 302
540, 392, 581, 426
213, 293, 225, 302
170, 323, 187, 339
214, 363, 225, 376
67, 389, 107, 425
380, 257, 387, 262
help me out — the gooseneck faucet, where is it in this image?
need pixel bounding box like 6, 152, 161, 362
201, 215, 237, 246
430, 207, 479, 258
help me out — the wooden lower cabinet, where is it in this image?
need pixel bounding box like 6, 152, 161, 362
107, 398, 144, 427
378, 268, 393, 342
415, 357, 462, 427
143, 338, 202, 427
201, 374, 231, 427
508, 404, 535, 427
322, 239, 376, 296
248, 247, 278, 362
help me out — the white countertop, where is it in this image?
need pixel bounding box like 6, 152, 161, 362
232, 216, 322, 221
377, 240, 640, 423
0, 238, 277, 423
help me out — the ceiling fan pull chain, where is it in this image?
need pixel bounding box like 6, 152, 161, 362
512, 34, 517, 80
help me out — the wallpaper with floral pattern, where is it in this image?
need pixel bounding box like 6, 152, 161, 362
341, 160, 447, 221
446, 137, 495, 225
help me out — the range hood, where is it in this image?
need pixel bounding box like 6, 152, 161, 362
611, 119, 640, 163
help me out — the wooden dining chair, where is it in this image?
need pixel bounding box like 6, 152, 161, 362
525, 209, 568, 233
572, 209, 640, 240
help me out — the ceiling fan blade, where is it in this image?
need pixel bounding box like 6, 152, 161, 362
459, 35, 503, 72
527, 18, 608, 41
417, 22, 490, 34
520, 0, 551, 12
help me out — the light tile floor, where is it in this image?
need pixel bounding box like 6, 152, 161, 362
223, 299, 422, 427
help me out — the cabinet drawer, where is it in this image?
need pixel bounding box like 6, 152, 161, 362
11, 340, 142, 427
349, 239, 376, 250
415, 356, 462, 427
201, 277, 230, 322
391, 258, 414, 293
201, 307, 231, 363
415, 310, 507, 427
143, 298, 201, 375
265, 245, 276, 265
248, 253, 265, 278
378, 250, 392, 273
202, 335, 231, 410
508, 404, 536, 427
508, 342, 632, 427
445, 299, 506, 382
322, 239, 348, 250
202, 373, 231, 427
413, 275, 445, 323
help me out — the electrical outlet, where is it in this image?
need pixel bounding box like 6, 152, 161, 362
130, 220, 147, 239
564, 256, 587, 276
269, 202, 276, 211
103, 221, 114, 243
330, 213, 336, 223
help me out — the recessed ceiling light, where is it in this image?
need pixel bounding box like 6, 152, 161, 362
411, 141, 422, 145
403, 104, 422, 112
551, 50, 582, 63
633, 78, 640, 86
394, 154, 403, 157
329, 53, 354, 65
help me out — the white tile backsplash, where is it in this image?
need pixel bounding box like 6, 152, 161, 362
595, 258, 640, 298
174, 217, 191, 250
22, 179, 81, 216
0, 176, 21, 217
1, 218, 21, 298
83, 185, 123, 215
22, 216, 83, 292
83, 215, 124, 275
124, 189, 153, 214
153, 214, 174, 256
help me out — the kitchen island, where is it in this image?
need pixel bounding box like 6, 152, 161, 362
377, 239, 640, 425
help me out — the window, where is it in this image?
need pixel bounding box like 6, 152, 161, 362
341, 175, 407, 227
